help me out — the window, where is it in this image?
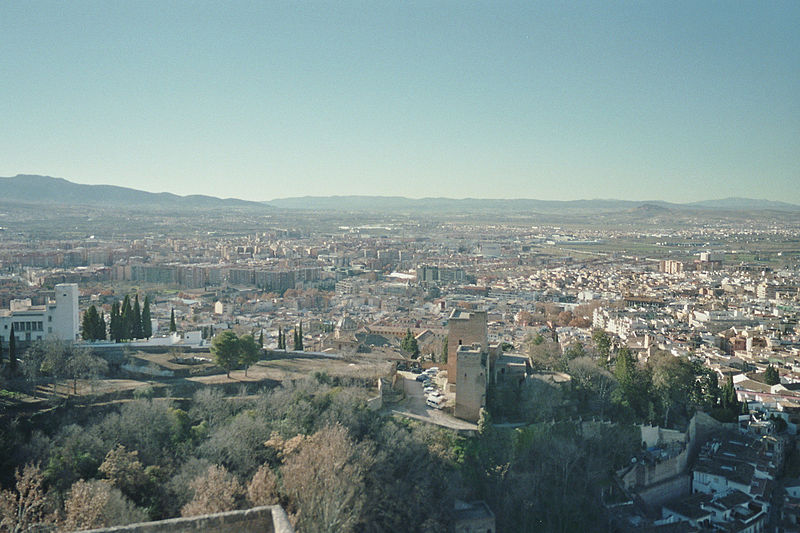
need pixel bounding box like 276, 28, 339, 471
48, 316, 52, 322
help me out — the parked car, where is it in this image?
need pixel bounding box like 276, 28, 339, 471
410, 367, 423, 374
423, 386, 436, 394
415, 374, 428, 382
426, 396, 445, 409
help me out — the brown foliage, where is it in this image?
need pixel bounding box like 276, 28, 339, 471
280, 424, 372, 533
247, 465, 279, 507
98, 445, 145, 497
63, 479, 146, 531
180, 465, 243, 517
568, 316, 592, 328
0, 464, 54, 533
556, 311, 574, 327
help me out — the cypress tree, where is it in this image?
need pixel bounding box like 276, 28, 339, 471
132, 295, 143, 339
82, 306, 96, 341
98, 312, 107, 340
8, 324, 16, 373
109, 302, 117, 342
169, 308, 177, 332
298, 323, 303, 350
259, 330, 264, 347
141, 295, 152, 338
121, 295, 133, 340
110, 301, 120, 342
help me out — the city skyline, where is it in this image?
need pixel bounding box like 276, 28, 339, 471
1, 2, 798, 203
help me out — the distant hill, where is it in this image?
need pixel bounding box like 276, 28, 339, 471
264, 196, 668, 213
0, 175, 267, 210
686, 197, 800, 211
265, 195, 800, 213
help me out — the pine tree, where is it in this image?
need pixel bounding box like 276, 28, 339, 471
132, 295, 143, 339
141, 295, 152, 338
169, 309, 177, 333
401, 328, 419, 358
8, 324, 17, 373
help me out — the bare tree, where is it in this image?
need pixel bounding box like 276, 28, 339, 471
63, 479, 146, 531
247, 464, 279, 507
180, 465, 243, 517
0, 464, 55, 533
281, 424, 372, 533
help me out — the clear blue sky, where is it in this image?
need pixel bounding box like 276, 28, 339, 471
1, 2, 798, 203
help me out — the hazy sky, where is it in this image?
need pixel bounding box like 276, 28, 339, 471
1, 2, 798, 203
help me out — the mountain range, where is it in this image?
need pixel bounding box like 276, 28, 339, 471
0, 174, 265, 210
2, 174, 799, 214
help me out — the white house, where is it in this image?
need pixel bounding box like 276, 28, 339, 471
0, 283, 79, 344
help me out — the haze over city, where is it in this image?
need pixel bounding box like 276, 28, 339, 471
1, 2, 798, 203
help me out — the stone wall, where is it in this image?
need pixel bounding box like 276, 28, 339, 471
635, 474, 691, 512
84, 505, 293, 533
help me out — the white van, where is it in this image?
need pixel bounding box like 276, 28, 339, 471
426, 396, 445, 409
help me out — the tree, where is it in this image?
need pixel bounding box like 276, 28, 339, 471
98, 312, 107, 341
401, 329, 419, 358
110, 301, 122, 342
67, 347, 108, 394
121, 295, 133, 340
82, 305, 101, 341
181, 465, 242, 517
764, 365, 780, 386
247, 465, 278, 507
8, 325, 17, 374
239, 334, 260, 377
281, 424, 370, 533
0, 464, 54, 533
99, 445, 146, 500
212, 331, 240, 378
440, 337, 448, 364
592, 329, 611, 360
132, 295, 143, 340
141, 295, 152, 338
650, 352, 696, 427
293, 327, 303, 351
63, 479, 146, 531
169, 308, 177, 333
258, 330, 264, 348
298, 323, 304, 350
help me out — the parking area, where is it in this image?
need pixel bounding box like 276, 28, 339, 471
390, 369, 477, 432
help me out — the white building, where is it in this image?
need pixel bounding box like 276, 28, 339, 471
0, 283, 79, 344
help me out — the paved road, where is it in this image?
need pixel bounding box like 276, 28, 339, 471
389, 372, 477, 433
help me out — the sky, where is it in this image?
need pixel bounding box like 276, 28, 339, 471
1, 2, 798, 203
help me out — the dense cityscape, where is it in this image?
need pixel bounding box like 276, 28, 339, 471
1, 186, 800, 531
